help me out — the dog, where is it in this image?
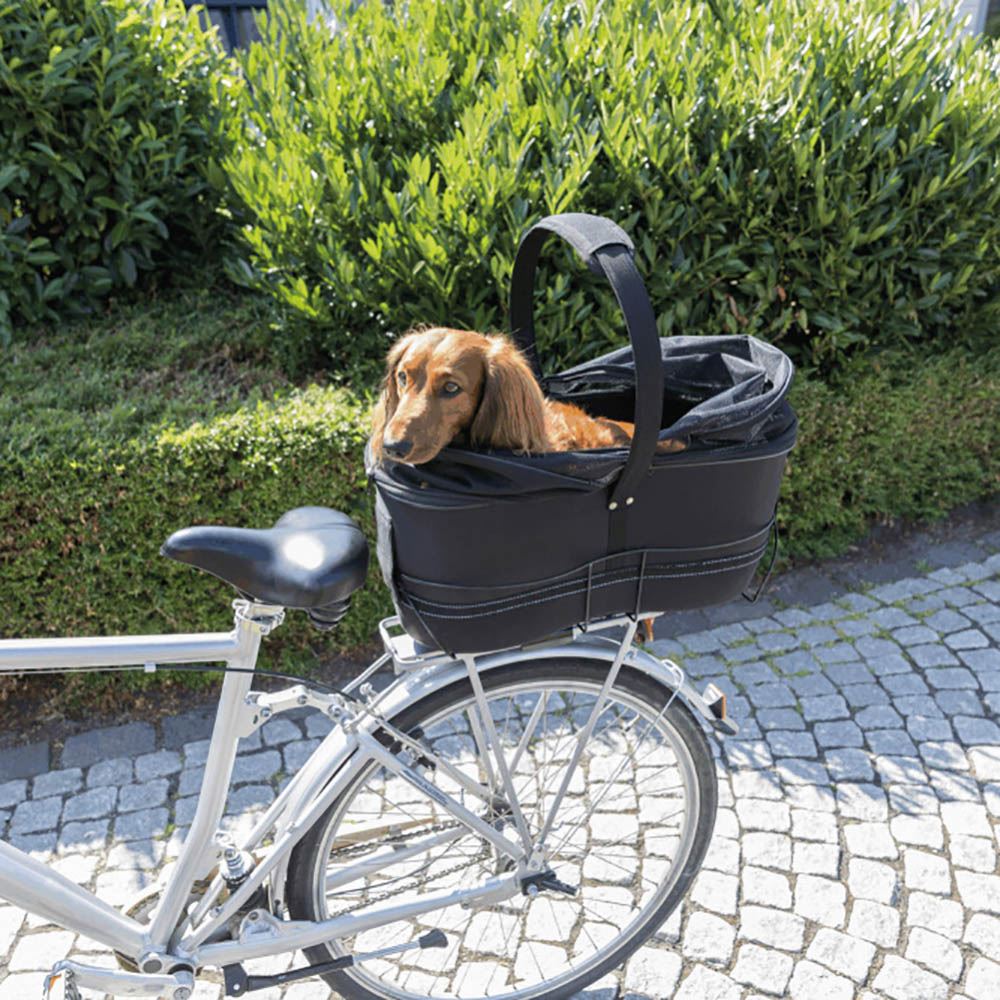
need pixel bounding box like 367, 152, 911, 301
372, 327, 684, 646
371, 327, 685, 465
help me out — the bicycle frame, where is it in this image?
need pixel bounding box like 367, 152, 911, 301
0, 602, 729, 999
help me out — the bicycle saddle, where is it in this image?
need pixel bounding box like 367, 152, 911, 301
161, 506, 369, 611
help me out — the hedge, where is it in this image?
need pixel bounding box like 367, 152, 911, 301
0, 0, 238, 342
225, 0, 1000, 378
1, 313, 996, 701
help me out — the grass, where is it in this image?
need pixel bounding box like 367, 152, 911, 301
1, 279, 289, 458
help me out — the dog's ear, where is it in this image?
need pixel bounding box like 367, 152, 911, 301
470, 337, 548, 454
371, 334, 415, 461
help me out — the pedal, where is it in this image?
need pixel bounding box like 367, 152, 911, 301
42, 969, 80, 1000
521, 870, 578, 897
223, 929, 448, 995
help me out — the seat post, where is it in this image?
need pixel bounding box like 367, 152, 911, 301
148, 601, 282, 949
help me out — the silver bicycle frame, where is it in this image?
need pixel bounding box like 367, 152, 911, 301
0, 604, 728, 997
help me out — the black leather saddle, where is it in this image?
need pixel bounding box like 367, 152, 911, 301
161, 507, 369, 618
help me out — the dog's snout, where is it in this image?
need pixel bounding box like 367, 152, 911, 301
383, 437, 413, 460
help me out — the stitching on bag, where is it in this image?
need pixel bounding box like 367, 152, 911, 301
400, 543, 768, 612
404, 552, 766, 620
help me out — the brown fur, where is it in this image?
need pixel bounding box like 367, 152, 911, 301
372, 327, 685, 465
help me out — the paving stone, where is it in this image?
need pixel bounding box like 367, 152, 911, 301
118, 780, 169, 813
964, 913, 1000, 958
793, 874, 845, 927
62, 722, 155, 769
57, 820, 108, 859
62, 786, 117, 822
691, 871, 740, 916
738, 905, 805, 951
723, 740, 773, 770
134, 749, 182, 782
890, 814, 944, 849
806, 928, 876, 983
8, 929, 75, 970
776, 759, 830, 785
231, 749, 282, 784
681, 911, 735, 965
929, 767, 982, 802
845, 822, 898, 860
800, 694, 849, 722
907, 892, 965, 939
951, 835, 997, 872
814, 721, 863, 749
918, 740, 969, 771
908, 716, 953, 741
836, 782, 887, 821
791, 809, 838, 843
945, 628, 989, 649
955, 715, 1000, 745
824, 748, 873, 781
970, 747, 1000, 781
11, 795, 62, 834
956, 871, 1000, 915
866, 729, 918, 756
847, 858, 899, 904
741, 866, 791, 909
787, 959, 853, 1000
0, 779, 27, 809
904, 926, 963, 981
875, 756, 927, 785
730, 943, 793, 995
966, 958, 1000, 1000
623, 947, 683, 997
935, 690, 985, 717
792, 841, 839, 878
872, 955, 948, 1000
941, 801, 994, 839
673, 965, 740, 1000
113, 806, 168, 841
848, 899, 900, 947
903, 849, 951, 894
855, 704, 903, 729
87, 757, 133, 788
785, 783, 834, 812
31, 767, 82, 799
735, 800, 790, 833
0, 740, 49, 781
260, 717, 303, 746
741, 833, 791, 870
283, 738, 321, 772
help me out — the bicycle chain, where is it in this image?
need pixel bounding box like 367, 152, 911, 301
325, 821, 494, 915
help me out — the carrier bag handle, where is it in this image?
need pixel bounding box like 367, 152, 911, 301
509, 213, 664, 511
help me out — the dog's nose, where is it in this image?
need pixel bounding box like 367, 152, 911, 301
383, 438, 413, 460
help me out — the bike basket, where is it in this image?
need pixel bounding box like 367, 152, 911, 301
368, 213, 797, 653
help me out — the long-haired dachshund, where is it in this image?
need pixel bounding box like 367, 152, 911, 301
372, 327, 685, 466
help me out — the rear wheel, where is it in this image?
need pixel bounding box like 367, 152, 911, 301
285, 658, 717, 999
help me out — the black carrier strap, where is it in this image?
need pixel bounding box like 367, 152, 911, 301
509, 213, 665, 546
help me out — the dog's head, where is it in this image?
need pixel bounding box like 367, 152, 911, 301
371, 328, 548, 465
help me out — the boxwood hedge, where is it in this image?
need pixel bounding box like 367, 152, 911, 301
226, 0, 1000, 377
1, 293, 996, 696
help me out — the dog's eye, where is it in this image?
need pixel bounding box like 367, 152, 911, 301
441, 381, 461, 396
397, 371, 407, 387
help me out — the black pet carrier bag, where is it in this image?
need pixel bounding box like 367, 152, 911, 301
370, 213, 797, 654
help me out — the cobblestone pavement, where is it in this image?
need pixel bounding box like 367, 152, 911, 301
1, 546, 999, 999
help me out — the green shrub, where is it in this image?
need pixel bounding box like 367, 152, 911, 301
225, 0, 1000, 378
782, 346, 1000, 557
1, 290, 996, 703
0, 0, 239, 342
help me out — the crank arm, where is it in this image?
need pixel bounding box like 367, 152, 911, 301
44, 960, 194, 999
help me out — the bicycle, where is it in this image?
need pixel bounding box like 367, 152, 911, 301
0, 504, 735, 1000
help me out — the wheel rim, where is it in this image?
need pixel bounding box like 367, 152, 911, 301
308, 673, 704, 1000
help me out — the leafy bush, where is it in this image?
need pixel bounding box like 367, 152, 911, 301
2, 289, 996, 704
0, 0, 239, 342
225, 0, 1000, 378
